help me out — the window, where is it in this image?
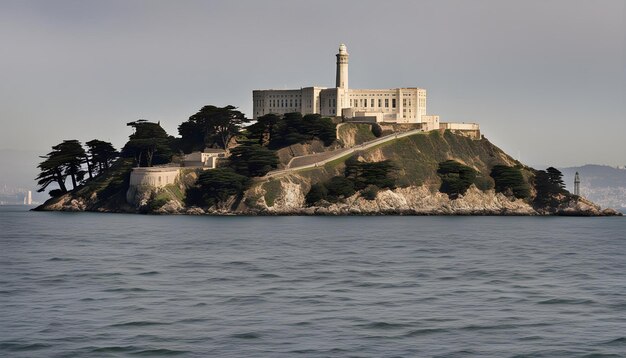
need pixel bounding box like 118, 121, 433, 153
333, 98, 336, 107
350, 99, 353, 106
371, 98, 374, 107
392, 99, 396, 108
364, 98, 367, 108
403, 99, 406, 106
378, 99, 382, 107
385, 99, 389, 108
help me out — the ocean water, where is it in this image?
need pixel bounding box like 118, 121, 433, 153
1, 206, 625, 357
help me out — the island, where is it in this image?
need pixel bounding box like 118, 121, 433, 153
34, 44, 621, 216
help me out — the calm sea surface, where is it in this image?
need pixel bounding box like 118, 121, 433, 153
1, 206, 625, 357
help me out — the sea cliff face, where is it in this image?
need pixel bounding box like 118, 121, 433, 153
34, 130, 622, 216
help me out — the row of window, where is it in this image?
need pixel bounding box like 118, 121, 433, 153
268, 98, 301, 108
349, 98, 397, 109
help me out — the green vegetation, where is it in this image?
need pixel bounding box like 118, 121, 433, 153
178, 105, 249, 152
36, 140, 87, 194
304, 158, 396, 205
185, 168, 250, 207
262, 180, 282, 206
122, 120, 173, 167
228, 144, 279, 177
361, 185, 380, 200
305, 183, 329, 206
247, 112, 336, 148
37, 139, 117, 195
533, 167, 567, 208
490, 165, 530, 199
325, 176, 356, 201
437, 160, 477, 198
85, 139, 118, 178
345, 157, 397, 190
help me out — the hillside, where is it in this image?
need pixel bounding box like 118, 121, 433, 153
35, 127, 620, 216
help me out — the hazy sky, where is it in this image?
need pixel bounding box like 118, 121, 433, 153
0, 0, 624, 181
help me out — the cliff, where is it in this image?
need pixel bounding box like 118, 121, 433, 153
35, 129, 621, 216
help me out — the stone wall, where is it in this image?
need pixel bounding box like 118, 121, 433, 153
129, 167, 181, 188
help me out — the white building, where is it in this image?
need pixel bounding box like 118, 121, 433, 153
182, 148, 226, 169
252, 44, 437, 129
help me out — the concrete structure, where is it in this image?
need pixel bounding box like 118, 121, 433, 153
129, 166, 181, 189
252, 44, 430, 124
440, 122, 480, 131
182, 149, 226, 168
128, 149, 227, 192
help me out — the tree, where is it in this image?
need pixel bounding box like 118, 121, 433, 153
490, 165, 530, 199
35, 140, 87, 194
228, 144, 279, 177
58, 140, 87, 189
246, 113, 281, 146
122, 120, 172, 167
345, 158, 397, 190
36, 150, 68, 194
270, 112, 307, 148
179, 105, 250, 152
533, 168, 566, 208
86, 139, 118, 176
546, 167, 565, 192
185, 168, 250, 207
301, 114, 336, 146
437, 160, 477, 198
267, 113, 337, 149
305, 182, 329, 206
325, 176, 356, 200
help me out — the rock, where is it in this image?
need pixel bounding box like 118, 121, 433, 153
601, 208, 622, 216
186, 207, 205, 215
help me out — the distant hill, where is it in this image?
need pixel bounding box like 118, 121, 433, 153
560, 165, 626, 209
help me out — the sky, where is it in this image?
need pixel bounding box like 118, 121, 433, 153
0, 0, 624, 192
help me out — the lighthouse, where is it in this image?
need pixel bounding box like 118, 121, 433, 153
335, 43, 349, 89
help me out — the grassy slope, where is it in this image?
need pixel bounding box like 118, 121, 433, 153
259, 130, 523, 197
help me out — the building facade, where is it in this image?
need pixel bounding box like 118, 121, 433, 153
252, 44, 433, 126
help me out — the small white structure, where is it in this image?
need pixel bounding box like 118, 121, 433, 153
129, 166, 180, 188
421, 115, 440, 131
182, 148, 226, 169
440, 122, 480, 131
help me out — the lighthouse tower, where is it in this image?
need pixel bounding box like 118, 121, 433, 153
336, 43, 349, 88
574, 172, 580, 196
335, 43, 349, 112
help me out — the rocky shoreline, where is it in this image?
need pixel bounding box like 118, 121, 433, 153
35, 185, 622, 217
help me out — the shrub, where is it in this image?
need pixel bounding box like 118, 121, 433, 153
361, 185, 379, 200
146, 197, 168, 212
305, 182, 328, 206
325, 176, 356, 200
371, 124, 383, 138
185, 168, 250, 207
490, 165, 530, 199
228, 144, 279, 177
345, 158, 397, 190
437, 160, 477, 198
